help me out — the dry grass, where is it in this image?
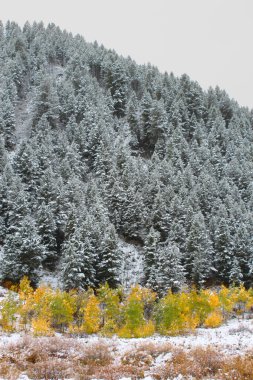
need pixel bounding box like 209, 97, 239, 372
77, 341, 113, 366
151, 346, 253, 380
1, 336, 253, 379
220, 353, 253, 380
75, 364, 144, 380
134, 341, 173, 357
0, 337, 113, 380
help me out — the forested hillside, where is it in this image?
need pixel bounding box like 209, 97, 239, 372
0, 21, 253, 293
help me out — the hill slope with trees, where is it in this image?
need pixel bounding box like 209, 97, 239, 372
0, 21, 253, 293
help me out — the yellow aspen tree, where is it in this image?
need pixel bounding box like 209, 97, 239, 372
177, 292, 199, 331
31, 317, 54, 336
50, 289, 76, 332
118, 285, 155, 338
81, 293, 101, 334
219, 285, 235, 319
246, 288, 253, 311
68, 289, 87, 333
18, 276, 34, 331
97, 282, 121, 336
232, 285, 253, 317
154, 291, 181, 335
30, 285, 54, 336
18, 276, 33, 301
0, 291, 19, 332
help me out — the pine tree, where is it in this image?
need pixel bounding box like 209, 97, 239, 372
0, 95, 16, 150
32, 77, 59, 127
213, 215, 232, 285
111, 60, 128, 118
36, 202, 57, 267
0, 136, 7, 172
96, 225, 120, 287
155, 242, 185, 295
185, 212, 213, 286
14, 142, 39, 192
143, 227, 161, 287
1, 216, 44, 284
62, 229, 96, 290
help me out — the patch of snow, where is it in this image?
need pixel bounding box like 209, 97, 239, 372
75, 318, 253, 357
164, 318, 253, 355
38, 270, 61, 289
118, 238, 144, 288
0, 285, 9, 300
0, 332, 22, 345
15, 93, 34, 143
49, 64, 65, 77
6, 150, 16, 164
155, 351, 172, 365
16, 374, 30, 380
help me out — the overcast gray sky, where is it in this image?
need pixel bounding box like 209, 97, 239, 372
1, 0, 253, 109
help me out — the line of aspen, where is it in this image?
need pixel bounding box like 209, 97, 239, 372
0, 277, 253, 337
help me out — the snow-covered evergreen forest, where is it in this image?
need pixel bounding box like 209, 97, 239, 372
0, 21, 253, 293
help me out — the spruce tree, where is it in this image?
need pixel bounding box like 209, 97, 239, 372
1, 216, 44, 284
155, 242, 185, 295
96, 225, 120, 287
62, 228, 96, 290
185, 212, 213, 286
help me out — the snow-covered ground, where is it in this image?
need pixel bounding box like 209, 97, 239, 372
0, 318, 252, 380
73, 317, 253, 357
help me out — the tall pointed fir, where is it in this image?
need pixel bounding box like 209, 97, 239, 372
36, 202, 58, 269
185, 212, 213, 287
0, 216, 44, 284
0, 94, 16, 150
61, 228, 96, 290
213, 215, 232, 285
155, 242, 186, 295
0, 136, 7, 173
96, 224, 120, 288
143, 227, 161, 288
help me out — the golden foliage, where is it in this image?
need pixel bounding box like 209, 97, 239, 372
80, 293, 101, 334
204, 311, 223, 328
0, 277, 253, 337
31, 317, 54, 336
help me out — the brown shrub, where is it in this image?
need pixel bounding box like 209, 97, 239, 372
3, 336, 81, 363
75, 364, 144, 380
0, 336, 83, 379
121, 349, 153, 367
190, 346, 224, 376
220, 355, 253, 380
2, 335, 253, 380
151, 346, 224, 380
77, 341, 113, 366
0, 360, 21, 380
27, 359, 72, 380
